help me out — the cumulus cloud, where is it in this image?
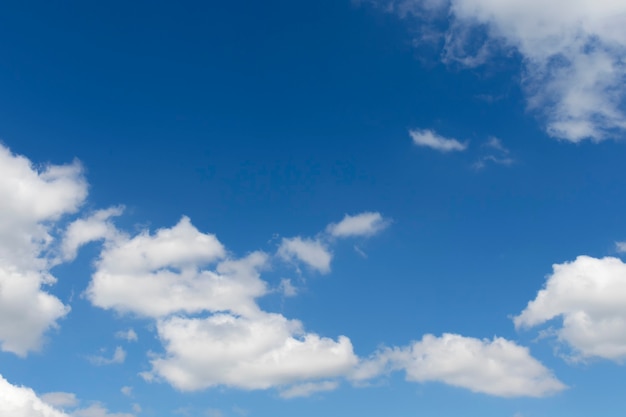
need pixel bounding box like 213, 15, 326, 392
0, 375, 69, 417
83, 217, 358, 395
0, 144, 87, 356
326, 212, 389, 238
60, 207, 123, 262
143, 312, 357, 391
515, 256, 626, 361
87, 218, 268, 318
352, 333, 566, 397
409, 129, 468, 152
373, 0, 626, 142
277, 237, 332, 274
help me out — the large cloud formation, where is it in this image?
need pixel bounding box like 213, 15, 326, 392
82, 217, 359, 395
83, 211, 561, 397
0, 144, 86, 356
369, 0, 626, 142
516, 256, 626, 361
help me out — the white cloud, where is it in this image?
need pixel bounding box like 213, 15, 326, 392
377, 0, 626, 142
277, 237, 332, 274
115, 329, 138, 343
515, 256, 626, 361
326, 212, 389, 238
0, 376, 134, 417
120, 387, 132, 397
279, 381, 339, 398
0, 375, 69, 417
143, 312, 357, 392
0, 144, 87, 356
40, 392, 78, 409
615, 241, 626, 253
89, 346, 126, 366
352, 333, 566, 397
87, 218, 268, 318
409, 129, 468, 152
84, 216, 361, 395
61, 207, 123, 262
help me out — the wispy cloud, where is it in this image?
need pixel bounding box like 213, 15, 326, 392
473, 137, 515, 170
410, 129, 468, 152
88, 346, 126, 366
372, 0, 626, 142
327, 212, 390, 238
115, 329, 138, 343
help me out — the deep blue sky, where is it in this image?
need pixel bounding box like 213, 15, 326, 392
1, 1, 626, 417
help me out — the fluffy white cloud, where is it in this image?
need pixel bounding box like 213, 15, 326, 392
277, 237, 332, 274
83, 215, 362, 395
0, 144, 87, 356
40, 393, 78, 409
352, 333, 565, 397
0, 375, 69, 417
326, 212, 389, 238
143, 312, 357, 391
409, 129, 468, 152
86, 218, 268, 318
515, 256, 626, 361
376, 0, 626, 142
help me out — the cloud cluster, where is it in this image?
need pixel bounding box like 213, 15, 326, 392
515, 256, 626, 361
352, 333, 565, 397
74, 197, 561, 398
278, 212, 390, 273
372, 0, 626, 142
82, 216, 362, 395
0, 143, 570, 400
0, 144, 87, 356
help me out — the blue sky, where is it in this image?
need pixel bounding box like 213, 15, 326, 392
2, 1, 626, 416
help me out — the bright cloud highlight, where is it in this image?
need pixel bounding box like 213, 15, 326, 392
515, 256, 626, 361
